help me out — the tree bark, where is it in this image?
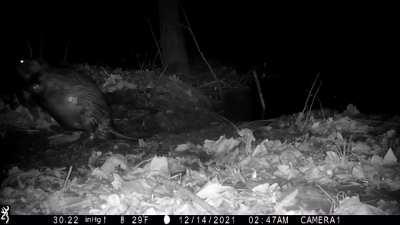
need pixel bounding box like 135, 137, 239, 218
158, 0, 189, 74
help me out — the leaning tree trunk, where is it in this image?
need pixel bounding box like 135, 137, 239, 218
158, 0, 189, 74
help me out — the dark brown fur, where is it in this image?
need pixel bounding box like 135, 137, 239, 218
17, 60, 136, 140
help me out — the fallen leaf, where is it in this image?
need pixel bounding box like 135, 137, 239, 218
383, 148, 397, 165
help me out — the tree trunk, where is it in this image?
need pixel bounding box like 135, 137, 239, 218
158, 0, 189, 74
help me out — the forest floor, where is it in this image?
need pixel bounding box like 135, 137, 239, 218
1, 64, 399, 215
1, 104, 399, 215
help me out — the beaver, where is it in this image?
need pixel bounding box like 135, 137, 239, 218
16, 59, 137, 141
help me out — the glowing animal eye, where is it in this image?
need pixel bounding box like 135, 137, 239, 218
32, 84, 41, 92
20, 59, 24, 64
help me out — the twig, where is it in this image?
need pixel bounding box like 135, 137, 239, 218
213, 112, 240, 134
132, 158, 153, 171
158, 64, 169, 80
317, 184, 336, 214
181, 7, 223, 99
198, 80, 220, 88
146, 18, 164, 67
252, 71, 266, 119
62, 166, 73, 192
305, 81, 322, 121
302, 72, 320, 114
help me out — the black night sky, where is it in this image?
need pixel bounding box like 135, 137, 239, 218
14, 2, 399, 116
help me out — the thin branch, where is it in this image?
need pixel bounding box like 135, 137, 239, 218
181, 7, 223, 99
302, 72, 320, 113
146, 18, 164, 67
317, 184, 336, 213
305, 81, 322, 121
62, 166, 73, 192
252, 71, 266, 119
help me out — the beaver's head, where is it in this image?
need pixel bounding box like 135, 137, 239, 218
16, 59, 48, 81
16, 59, 49, 94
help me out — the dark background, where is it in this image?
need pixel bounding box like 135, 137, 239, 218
12, 2, 399, 116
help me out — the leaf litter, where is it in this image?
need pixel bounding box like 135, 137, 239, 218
1, 71, 400, 215
2, 106, 399, 215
